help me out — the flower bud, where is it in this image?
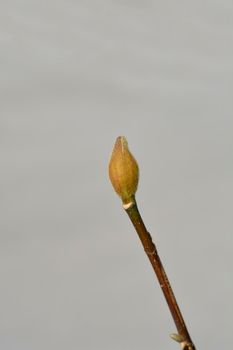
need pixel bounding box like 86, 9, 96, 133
109, 136, 139, 204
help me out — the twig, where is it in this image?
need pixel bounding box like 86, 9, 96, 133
109, 136, 196, 350
124, 198, 196, 350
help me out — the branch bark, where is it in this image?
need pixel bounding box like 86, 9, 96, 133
125, 197, 196, 350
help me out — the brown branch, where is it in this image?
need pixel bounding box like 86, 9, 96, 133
125, 197, 196, 350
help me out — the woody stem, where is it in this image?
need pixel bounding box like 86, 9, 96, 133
124, 197, 196, 350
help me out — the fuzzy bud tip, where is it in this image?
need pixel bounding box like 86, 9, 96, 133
109, 136, 139, 204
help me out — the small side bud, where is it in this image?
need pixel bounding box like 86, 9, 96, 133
170, 333, 186, 343
109, 136, 139, 205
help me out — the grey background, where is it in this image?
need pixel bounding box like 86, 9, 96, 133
1, 1, 233, 349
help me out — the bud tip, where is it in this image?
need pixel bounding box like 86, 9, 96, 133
108, 136, 139, 204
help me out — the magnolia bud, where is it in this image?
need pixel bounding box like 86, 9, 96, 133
109, 136, 139, 205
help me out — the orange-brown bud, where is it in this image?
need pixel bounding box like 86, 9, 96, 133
109, 136, 139, 204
